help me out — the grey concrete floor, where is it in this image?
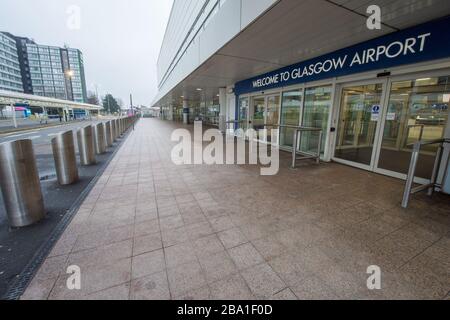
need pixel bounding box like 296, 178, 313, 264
22, 118, 450, 300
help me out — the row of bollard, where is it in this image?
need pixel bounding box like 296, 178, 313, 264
0, 116, 139, 228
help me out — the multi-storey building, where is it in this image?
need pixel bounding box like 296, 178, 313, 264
0, 32, 23, 93
26, 43, 67, 100
62, 48, 88, 103
0, 32, 88, 102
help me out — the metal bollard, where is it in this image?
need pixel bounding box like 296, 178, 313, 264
114, 119, 120, 139
111, 120, 117, 142
77, 125, 96, 165
94, 123, 106, 154
105, 121, 113, 147
0, 139, 45, 227
51, 131, 78, 185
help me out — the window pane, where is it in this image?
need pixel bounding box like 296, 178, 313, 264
301, 86, 332, 154
280, 90, 302, 148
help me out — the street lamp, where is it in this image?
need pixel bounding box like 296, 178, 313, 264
65, 69, 75, 78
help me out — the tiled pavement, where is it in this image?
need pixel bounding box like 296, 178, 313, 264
21, 118, 450, 300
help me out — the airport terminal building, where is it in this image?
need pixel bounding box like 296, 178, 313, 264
152, 0, 450, 193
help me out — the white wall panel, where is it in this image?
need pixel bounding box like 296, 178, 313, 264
176, 40, 201, 86
155, 0, 276, 103
198, 0, 241, 65
240, 0, 278, 29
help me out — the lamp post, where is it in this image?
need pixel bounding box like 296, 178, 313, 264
65, 69, 75, 121
107, 95, 111, 116
11, 103, 17, 128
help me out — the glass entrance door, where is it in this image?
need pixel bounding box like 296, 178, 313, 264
252, 96, 265, 132
251, 94, 281, 143
376, 76, 450, 180
334, 82, 384, 168
266, 95, 280, 143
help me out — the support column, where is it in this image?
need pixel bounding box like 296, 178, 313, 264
183, 100, 189, 125
219, 88, 227, 133
168, 104, 174, 121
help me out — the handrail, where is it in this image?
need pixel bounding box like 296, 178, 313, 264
402, 138, 450, 208
224, 122, 323, 167
404, 124, 425, 147
290, 126, 323, 168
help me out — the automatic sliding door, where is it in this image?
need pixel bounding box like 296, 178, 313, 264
335, 83, 383, 166
377, 76, 450, 179
252, 96, 265, 132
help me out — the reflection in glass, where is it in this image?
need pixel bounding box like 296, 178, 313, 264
378, 76, 449, 179
266, 95, 280, 143
280, 90, 302, 148
252, 96, 265, 132
335, 84, 383, 165
238, 97, 249, 131
301, 86, 332, 155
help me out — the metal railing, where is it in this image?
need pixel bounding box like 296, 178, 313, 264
264, 125, 322, 168
402, 138, 450, 208
224, 121, 323, 168
403, 124, 425, 148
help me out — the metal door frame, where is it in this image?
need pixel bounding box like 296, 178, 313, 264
331, 78, 389, 171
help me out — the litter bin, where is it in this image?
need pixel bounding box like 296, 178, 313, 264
0, 139, 45, 227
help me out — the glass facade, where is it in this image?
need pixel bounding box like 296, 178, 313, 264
25, 44, 87, 102
0, 33, 23, 92
300, 86, 332, 155
190, 97, 220, 126
280, 90, 302, 148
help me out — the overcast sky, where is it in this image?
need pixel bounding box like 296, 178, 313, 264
0, 0, 173, 106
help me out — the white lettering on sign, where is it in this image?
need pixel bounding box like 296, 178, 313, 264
252, 74, 280, 88
251, 33, 432, 89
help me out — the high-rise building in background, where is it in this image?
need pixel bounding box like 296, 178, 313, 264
0, 32, 23, 93
0, 32, 88, 103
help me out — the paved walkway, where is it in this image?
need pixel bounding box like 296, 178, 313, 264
22, 119, 450, 300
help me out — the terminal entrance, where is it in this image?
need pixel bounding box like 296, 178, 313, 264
334, 74, 450, 181
250, 94, 280, 143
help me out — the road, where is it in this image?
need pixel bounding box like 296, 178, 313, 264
0, 118, 69, 133
0, 120, 99, 178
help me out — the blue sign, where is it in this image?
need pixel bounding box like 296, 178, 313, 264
235, 15, 450, 95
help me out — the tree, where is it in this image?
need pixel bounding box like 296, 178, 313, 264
87, 91, 100, 105
102, 94, 120, 114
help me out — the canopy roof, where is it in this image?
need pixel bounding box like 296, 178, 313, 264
0, 90, 102, 110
